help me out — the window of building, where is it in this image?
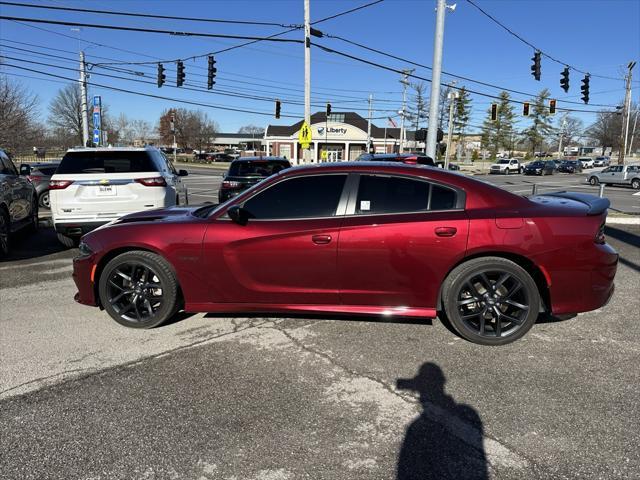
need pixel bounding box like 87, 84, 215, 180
327, 113, 345, 123
243, 174, 347, 219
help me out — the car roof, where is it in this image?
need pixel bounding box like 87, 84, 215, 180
234, 156, 289, 162
66, 146, 157, 152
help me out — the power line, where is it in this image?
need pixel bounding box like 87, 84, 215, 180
464, 0, 625, 82
321, 32, 620, 108
0, 16, 306, 44
0, 1, 299, 27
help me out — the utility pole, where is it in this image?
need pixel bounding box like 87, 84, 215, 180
618, 61, 635, 165
366, 94, 373, 153
426, 0, 455, 160
303, 0, 311, 164
171, 112, 177, 164
399, 70, 413, 153
444, 90, 459, 169
79, 51, 89, 147
557, 113, 568, 158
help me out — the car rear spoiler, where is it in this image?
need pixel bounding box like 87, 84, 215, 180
537, 191, 610, 216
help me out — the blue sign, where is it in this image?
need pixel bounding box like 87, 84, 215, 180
93, 96, 101, 107
93, 112, 101, 129
93, 129, 101, 145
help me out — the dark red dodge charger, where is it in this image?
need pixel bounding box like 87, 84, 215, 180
73, 162, 617, 345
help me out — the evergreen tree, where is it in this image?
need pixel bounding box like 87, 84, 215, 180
453, 87, 472, 156
481, 91, 515, 158
522, 88, 554, 154
406, 82, 429, 131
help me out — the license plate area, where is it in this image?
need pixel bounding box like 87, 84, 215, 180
96, 185, 116, 196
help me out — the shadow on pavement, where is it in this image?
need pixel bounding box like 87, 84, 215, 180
396, 363, 488, 480
605, 226, 640, 273
203, 311, 433, 326
4, 226, 70, 262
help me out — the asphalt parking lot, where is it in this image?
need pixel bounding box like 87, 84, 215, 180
1, 164, 639, 479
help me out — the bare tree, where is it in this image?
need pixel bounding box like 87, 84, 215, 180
0, 76, 40, 154
158, 108, 218, 149
48, 84, 83, 145
131, 119, 153, 145
587, 110, 623, 155
406, 82, 429, 131
238, 124, 265, 135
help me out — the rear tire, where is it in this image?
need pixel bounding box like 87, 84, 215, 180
631, 178, 640, 190
98, 251, 179, 329
442, 257, 540, 346
39, 191, 50, 209
57, 233, 78, 248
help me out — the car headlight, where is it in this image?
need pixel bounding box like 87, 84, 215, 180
78, 241, 94, 257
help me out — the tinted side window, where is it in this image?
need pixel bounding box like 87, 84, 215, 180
243, 174, 347, 219
56, 151, 158, 174
430, 184, 457, 210
356, 176, 429, 214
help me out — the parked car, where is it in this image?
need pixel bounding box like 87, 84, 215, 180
557, 160, 583, 174
219, 156, 291, 202
579, 157, 595, 169
0, 149, 38, 258
50, 147, 189, 247
593, 156, 611, 167
19, 162, 60, 208
587, 164, 640, 189
194, 151, 234, 162
534, 151, 553, 158
523, 160, 556, 176
489, 158, 522, 175
73, 162, 618, 346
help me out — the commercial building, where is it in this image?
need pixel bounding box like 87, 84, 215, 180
264, 112, 424, 164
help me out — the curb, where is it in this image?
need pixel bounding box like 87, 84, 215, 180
606, 216, 640, 225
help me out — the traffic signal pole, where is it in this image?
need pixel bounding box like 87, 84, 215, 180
303, 0, 311, 165
79, 51, 89, 147
426, 0, 448, 160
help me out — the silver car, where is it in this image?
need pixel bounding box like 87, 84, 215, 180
587, 164, 640, 189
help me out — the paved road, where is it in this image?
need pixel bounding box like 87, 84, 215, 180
1, 220, 639, 479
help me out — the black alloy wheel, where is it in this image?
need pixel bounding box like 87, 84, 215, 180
443, 257, 540, 345
0, 209, 9, 258
99, 251, 179, 328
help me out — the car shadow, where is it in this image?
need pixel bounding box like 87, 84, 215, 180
202, 311, 433, 326
396, 362, 488, 479
3, 226, 69, 262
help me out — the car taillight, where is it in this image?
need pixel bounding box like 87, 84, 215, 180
135, 177, 167, 187
49, 179, 73, 190
595, 223, 606, 244
221, 180, 241, 189
403, 160, 417, 165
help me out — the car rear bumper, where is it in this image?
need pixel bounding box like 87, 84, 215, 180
55, 221, 109, 237
72, 253, 99, 306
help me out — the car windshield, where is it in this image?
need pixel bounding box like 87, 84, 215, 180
529, 162, 544, 167
228, 160, 289, 177
497, 160, 510, 164
56, 151, 157, 174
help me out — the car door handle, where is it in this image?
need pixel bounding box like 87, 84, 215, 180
435, 227, 457, 237
312, 234, 332, 245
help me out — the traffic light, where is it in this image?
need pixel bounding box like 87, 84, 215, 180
490, 103, 497, 121
549, 99, 556, 114
531, 51, 541, 81
560, 67, 570, 93
581, 74, 590, 104
275, 99, 281, 119
326, 103, 332, 117
207, 56, 217, 90
176, 60, 185, 87
157, 63, 165, 87
523, 102, 530, 116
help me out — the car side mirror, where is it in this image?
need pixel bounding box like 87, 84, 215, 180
178, 169, 189, 176
19, 164, 30, 175
227, 205, 250, 226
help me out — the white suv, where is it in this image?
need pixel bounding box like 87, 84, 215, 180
50, 147, 188, 246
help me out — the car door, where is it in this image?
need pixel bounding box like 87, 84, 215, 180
606, 165, 624, 184
202, 173, 349, 305
337, 173, 469, 309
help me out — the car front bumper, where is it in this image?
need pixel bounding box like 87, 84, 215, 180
72, 252, 99, 307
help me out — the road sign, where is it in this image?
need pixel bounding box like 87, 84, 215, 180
298, 121, 312, 148
93, 96, 101, 107
93, 129, 100, 145
93, 112, 101, 129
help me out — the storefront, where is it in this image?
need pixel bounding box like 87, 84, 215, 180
264, 112, 413, 164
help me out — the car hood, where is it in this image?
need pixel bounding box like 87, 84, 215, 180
117, 205, 208, 223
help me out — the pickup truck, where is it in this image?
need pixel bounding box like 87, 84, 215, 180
489, 158, 522, 175
588, 164, 640, 189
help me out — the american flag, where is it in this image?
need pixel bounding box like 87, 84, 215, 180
388, 117, 397, 128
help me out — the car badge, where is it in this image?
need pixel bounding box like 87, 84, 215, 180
99, 179, 110, 185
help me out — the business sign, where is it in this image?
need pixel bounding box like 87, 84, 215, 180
92, 96, 102, 146
317, 126, 347, 136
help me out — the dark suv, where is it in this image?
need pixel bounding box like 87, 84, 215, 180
19, 162, 60, 208
0, 149, 38, 258
219, 156, 291, 202
557, 160, 583, 173
523, 160, 556, 176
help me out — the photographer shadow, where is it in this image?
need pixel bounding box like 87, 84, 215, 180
396, 363, 488, 480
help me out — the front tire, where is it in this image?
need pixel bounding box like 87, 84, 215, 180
442, 257, 540, 346
57, 233, 78, 248
589, 176, 599, 186
98, 251, 180, 329
505, 169, 509, 175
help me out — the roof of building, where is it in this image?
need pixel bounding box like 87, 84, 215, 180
265, 112, 403, 139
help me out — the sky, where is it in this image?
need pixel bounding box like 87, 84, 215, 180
1, 0, 639, 135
